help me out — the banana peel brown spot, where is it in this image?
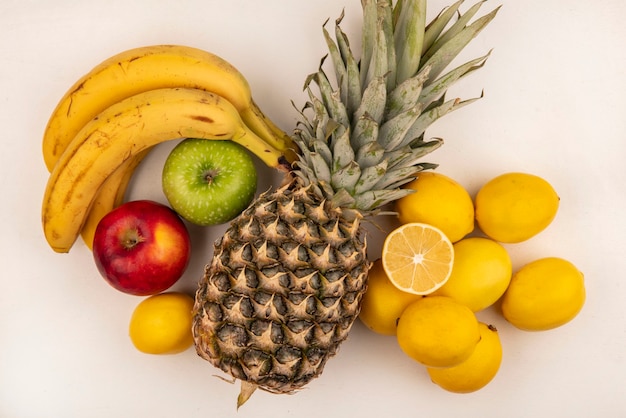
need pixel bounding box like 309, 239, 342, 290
191, 115, 214, 124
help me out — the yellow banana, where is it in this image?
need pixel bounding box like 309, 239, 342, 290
42, 44, 296, 171
42, 87, 289, 253
44, 45, 296, 251
79, 151, 148, 250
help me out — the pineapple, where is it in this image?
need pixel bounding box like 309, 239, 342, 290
192, 0, 499, 406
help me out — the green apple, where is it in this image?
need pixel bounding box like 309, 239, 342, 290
162, 139, 257, 226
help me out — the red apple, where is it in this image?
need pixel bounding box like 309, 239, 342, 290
92, 200, 191, 296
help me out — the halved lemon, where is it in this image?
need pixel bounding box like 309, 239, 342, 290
382, 223, 454, 295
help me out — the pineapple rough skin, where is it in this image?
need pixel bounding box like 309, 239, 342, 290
192, 178, 370, 394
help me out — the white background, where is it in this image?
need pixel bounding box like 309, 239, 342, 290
1, 1, 625, 417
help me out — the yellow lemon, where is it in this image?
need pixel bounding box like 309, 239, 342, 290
427, 322, 503, 393
395, 172, 474, 242
475, 172, 560, 243
432, 237, 512, 312
129, 292, 195, 354
501, 257, 585, 331
382, 223, 455, 295
359, 259, 422, 335
396, 296, 480, 368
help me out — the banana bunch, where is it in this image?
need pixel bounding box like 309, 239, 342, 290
42, 45, 296, 253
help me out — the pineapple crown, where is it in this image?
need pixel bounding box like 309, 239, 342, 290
291, 0, 499, 216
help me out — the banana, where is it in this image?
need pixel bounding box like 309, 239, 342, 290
79, 151, 148, 250
42, 44, 296, 172
42, 87, 289, 253
44, 45, 297, 251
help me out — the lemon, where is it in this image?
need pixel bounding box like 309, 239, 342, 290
396, 296, 480, 368
427, 322, 503, 393
475, 172, 560, 243
129, 292, 195, 354
382, 223, 455, 295
501, 257, 585, 331
432, 237, 512, 312
359, 259, 422, 335
395, 172, 474, 242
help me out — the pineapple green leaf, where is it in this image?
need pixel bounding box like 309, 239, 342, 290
360, 0, 379, 90
408, 137, 444, 157
293, 123, 315, 149
384, 140, 442, 170
331, 187, 357, 209
293, 160, 315, 186
324, 118, 342, 145
405, 98, 458, 142
355, 141, 386, 168
391, 0, 403, 26
308, 152, 332, 184
422, 0, 465, 54
419, 51, 490, 108
333, 9, 352, 64
313, 138, 333, 167
304, 87, 335, 144
354, 189, 413, 211
313, 68, 350, 131
422, 0, 486, 64
331, 127, 356, 171
305, 86, 330, 124
352, 113, 380, 151
386, 162, 439, 188
421, 4, 500, 82
383, 144, 418, 169
302, 71, 316, 92
378, 0, 397, 91
373, 164, 427, 189
421, 91, 447, 114
323, 18, 349, 106
331, 160, 361, 191
378, 104, 422, 149
293, 98, 323, 143
363, 16, 390, 92
292, 102, 314, 139
385, 64, 430, 120
355, 161, 388, 194
394, 0, 426, 84
353, 76, 387, 126
334, 16, 362, 116
405, 94, 483, 142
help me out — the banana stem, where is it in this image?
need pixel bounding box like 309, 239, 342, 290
242, 101, 300, 163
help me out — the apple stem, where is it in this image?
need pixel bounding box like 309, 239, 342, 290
203, 168, 220, 185
122, 229, 145, 250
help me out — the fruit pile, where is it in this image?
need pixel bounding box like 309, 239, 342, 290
359, 171, 586, 393
39, 45, 296, 354
39, 0, 585, 408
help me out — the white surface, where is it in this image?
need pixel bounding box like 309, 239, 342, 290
1, 1, 625, 417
